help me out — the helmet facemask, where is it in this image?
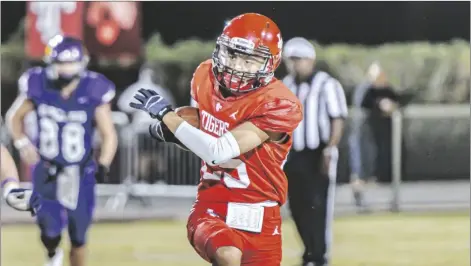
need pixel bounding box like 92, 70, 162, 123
212, 35, 275, 94
46, 59, 88, 89
44, 35, 89, 89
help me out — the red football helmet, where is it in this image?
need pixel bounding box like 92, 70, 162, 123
212, 13, 283, 94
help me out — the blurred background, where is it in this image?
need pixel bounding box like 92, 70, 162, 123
1, 2, 470, 266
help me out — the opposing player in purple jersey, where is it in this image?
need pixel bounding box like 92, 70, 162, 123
7, 35, 118, 266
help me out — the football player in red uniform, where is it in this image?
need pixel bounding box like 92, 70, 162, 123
131, 13, 303, 266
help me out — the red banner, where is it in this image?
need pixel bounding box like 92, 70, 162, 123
26, 2, 84, 60
83, 2, 142, 63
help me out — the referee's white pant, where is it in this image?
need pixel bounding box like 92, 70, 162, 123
284, 144, 337, 266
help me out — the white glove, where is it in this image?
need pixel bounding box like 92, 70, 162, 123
3, 184, 39, 214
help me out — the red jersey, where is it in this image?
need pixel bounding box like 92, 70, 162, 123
190, 60, 303, 205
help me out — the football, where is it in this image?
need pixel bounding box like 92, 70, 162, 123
175, 106, 200, 128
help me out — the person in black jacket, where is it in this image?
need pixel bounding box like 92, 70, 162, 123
361, 63, 399, 183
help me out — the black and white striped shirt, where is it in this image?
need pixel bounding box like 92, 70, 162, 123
283, 71, 348, 151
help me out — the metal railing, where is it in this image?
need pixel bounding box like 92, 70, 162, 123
9, 105, 471, 213
391, 105, 470, 211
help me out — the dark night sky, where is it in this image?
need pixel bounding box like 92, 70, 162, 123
1, 1, 470, 45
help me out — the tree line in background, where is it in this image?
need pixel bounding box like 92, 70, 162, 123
1, 31, 469, 182
1, 33, 470, 105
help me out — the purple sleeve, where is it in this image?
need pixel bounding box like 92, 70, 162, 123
87, 72, 116, 106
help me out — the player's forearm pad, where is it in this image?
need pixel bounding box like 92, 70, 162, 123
174, 121, 240, 165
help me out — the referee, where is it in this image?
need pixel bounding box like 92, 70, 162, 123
282, 37, 348, 266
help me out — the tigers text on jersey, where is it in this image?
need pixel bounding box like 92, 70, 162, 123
19, 67, 116, 166
200, 110, 230, 136
191, 60, 303, 205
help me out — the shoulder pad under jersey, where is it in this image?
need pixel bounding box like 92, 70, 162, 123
83, 71, 116, 105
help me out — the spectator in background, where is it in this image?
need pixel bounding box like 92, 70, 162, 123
349, 62, 380, 209
360, 62, 399, 184
118, 64, 174, 184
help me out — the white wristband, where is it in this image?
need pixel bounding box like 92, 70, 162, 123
14, 137, 31, 150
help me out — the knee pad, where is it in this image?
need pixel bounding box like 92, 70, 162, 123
70, 239, 85, 248
40, 234, 61, 251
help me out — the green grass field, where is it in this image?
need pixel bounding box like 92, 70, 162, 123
2, 212, 469, 266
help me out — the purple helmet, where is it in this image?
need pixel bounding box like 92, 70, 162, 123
44, 35, 89, 85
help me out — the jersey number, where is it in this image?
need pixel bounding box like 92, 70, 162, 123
39, 118, 86, 163
202, 159, 250, 189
